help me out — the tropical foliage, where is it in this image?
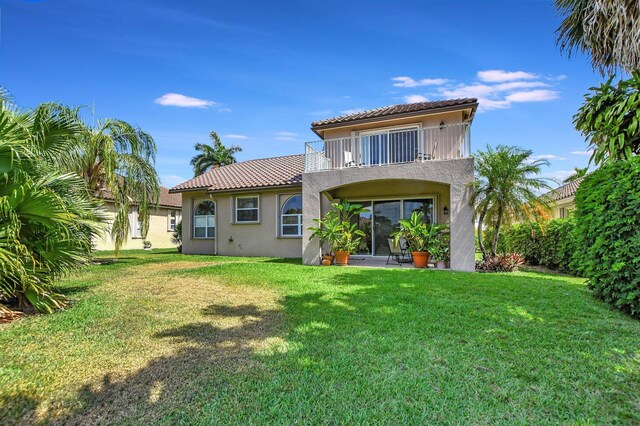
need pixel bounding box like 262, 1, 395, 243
470, 145, 552, 259
563, 166, 588, 183
190, 131, 242, 176
573, 73, 640, 165
171, 221, 182, 252
74, 116, 160, 254
391, 211, 446, 253
0, 94, 105, 314
556, 0, 640, 76
571, 157, 640, 318
308, 201, 365, 255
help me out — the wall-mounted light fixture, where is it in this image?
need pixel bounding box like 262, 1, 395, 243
443, 205, 449, 215
439, 120, 445, 129
228, 236, 234, 242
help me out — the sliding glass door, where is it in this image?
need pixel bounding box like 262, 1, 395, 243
349, 197, 435, 256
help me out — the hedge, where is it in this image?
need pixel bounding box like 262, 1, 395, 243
571, 157, 640, 319
479, 219, 577, 274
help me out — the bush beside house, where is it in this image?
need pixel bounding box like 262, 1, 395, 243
479, 218, 578, 274
571, 158, 640, 319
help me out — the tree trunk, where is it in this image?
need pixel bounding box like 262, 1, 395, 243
491, 205, 504, 256
477, 206, 488, 260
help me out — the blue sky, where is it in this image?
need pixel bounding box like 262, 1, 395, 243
2, 0, 600, 188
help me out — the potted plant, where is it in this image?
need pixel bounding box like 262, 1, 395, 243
143, 240, 152, 250
429, 233, 450, 269
309, 201, 365, 266
392, 211, 444, 268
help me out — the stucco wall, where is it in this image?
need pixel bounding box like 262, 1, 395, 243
93, 203, 181, 251
551, 197, 576, 219
180, 189, 303, 258
302, 158, 475, 271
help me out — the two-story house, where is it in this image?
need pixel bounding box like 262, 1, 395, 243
170, 98, 477, 271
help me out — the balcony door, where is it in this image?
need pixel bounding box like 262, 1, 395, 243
359, 127, 419, 166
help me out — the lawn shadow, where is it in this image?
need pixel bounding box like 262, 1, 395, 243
44, 303, 282, 425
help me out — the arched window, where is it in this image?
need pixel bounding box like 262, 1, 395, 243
281, 195, 302, 237
194, 200, 216, 238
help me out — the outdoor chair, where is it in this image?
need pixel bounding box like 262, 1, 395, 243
386, 238, 412, 266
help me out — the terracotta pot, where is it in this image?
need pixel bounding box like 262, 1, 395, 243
412, 251, 430, 268
436, 260, 447, 269
322, 254, 335, 265
334, 250, 350, 266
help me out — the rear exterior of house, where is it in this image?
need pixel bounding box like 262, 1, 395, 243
93, 187, 182, 251
171, 99, 478, 271
544, 177, 584, 219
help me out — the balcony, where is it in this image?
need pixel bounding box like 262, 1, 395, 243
304, 122, 471, 173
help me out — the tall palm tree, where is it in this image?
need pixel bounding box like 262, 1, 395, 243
190, 131, 242, 176
0, 93, 105, 314
470, 145, 553, 258
74, 118, 160, 255
556, 0, 640, 75
563, 166, 588, 183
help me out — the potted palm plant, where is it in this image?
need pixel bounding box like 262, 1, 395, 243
309, 201, 365, 266
392, 211, 443, 268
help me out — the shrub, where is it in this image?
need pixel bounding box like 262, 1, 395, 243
476, 253, 524, 272
572, 157, 640, 318
171, 221, 182, 252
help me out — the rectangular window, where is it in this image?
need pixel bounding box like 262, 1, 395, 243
559, 207, 566, 218
235, 196, 259, 223
168, 210, 177, 231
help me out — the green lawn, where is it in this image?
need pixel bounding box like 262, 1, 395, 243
1, 250, 639, 424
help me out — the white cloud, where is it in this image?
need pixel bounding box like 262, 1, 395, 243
218, 107, 232, 113
155, 93, 217, 108
275, 131, 298, 141
162, 174, 188, 188
494, 81, 549, 91
403, 94, 429, 103
505, 90, 559, 102
310, 109, 333, 116
340, 108, 366, 115
224, 134, 248, 139
477, 70, 538, 82
571, 150, 594, 156
531, 154, 566, 160
543, 170, 575, 183
392, 76, 449, 87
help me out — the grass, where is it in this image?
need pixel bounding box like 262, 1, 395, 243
1, 249, 639, 424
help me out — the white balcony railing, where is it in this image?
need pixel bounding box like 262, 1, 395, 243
304, 122, 471, 172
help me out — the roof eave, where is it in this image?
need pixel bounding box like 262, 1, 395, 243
205, 182, 302, 195
310, 102, 479, 133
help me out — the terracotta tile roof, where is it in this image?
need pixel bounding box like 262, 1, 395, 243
545, 177, 585, 202
170, 154, 304, 193
98, 186, 182, 208
158, 187, 182, 208
311, 98, 478, 128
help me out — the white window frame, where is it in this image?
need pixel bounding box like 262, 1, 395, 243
168, 210, 178, 231
235, 195, 260, 224
131, 206, 143, 239
280, 194, 303, 238
193, 200, 216, 239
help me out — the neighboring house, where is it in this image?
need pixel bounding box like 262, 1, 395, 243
93, 187, 182, 251
170, 99, 478, 271
544, 177, 584, 219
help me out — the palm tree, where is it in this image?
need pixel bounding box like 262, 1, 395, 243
190, 131, 242, 176
555, 0, 640, 75
0, 93, 105, 314
563, 166, 588, 183
470, 145, 553, 259
74, 118, 160, 255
